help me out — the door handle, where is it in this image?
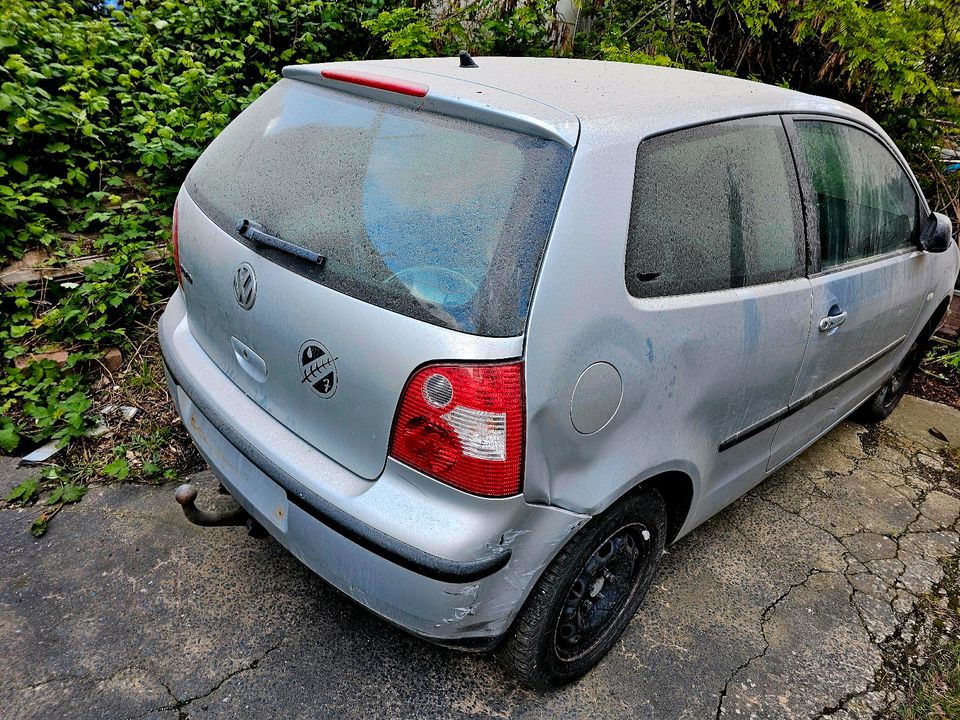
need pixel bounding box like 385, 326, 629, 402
818, 309, 847, 332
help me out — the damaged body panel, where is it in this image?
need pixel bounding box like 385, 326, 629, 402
161, 292, 587, 641
159, 56, 958, 681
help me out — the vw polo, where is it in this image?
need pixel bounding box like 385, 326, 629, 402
160, 56, 958, 687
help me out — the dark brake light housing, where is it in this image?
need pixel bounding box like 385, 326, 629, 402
389, 362, 524, 497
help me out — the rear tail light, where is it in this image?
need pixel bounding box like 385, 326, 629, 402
171, 199, 182, 288
389, 362, 524, 497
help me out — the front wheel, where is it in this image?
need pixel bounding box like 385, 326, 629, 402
856, 340, 922, 423
498, 490, 667, 689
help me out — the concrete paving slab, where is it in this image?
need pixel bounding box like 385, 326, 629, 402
1, 395, 958, 719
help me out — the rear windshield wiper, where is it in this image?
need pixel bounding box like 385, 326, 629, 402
236, 218, 326, 267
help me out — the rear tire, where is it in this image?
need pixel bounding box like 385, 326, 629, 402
498, 490, 666, 689
856, 340, 922, 423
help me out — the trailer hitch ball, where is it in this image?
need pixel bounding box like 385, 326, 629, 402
175, 483, 248, 527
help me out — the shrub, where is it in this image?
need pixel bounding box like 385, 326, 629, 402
0, 0, 397, 451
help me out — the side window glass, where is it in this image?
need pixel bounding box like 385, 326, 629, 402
794, 120, 919, 268
625, 117, 803, 298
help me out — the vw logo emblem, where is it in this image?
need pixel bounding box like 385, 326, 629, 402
233, 263, 257, 310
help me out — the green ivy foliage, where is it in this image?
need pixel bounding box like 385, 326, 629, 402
0, 0, 396, 451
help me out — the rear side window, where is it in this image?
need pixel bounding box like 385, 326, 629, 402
793, 120, 920, 269
625, 116, 803, 298
186, 79, 572, 337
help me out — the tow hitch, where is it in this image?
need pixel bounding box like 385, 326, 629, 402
174, 483, 267, 536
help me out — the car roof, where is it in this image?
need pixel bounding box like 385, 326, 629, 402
343, 56, 877, 138
286, 56, 881, 147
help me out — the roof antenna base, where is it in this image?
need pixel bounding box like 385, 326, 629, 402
459, 51, 479, 69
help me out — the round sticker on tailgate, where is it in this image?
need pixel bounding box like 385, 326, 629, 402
299, 340, 338, 398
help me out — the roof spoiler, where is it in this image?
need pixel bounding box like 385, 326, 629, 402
282, 63, 579, 149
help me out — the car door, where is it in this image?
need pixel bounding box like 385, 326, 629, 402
768, 116, 929, 469
620, 116, 813, 513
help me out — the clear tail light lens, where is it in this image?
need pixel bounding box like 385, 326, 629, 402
171, 199, 182, 288
389, 362, 524, 497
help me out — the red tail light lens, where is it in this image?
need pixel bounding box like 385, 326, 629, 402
389, 362, 524, 497
171, 199, 182, 288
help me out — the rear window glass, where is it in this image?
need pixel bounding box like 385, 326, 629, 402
186, 79, 572, 336
625, 116, 803, 298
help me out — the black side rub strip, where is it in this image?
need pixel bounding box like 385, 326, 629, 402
718, 406, 790, 451
236, 218, 326, 267
160, 344, 510, 583
718, 335, 906, 452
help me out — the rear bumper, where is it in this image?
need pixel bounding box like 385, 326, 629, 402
159, 290, 588, 643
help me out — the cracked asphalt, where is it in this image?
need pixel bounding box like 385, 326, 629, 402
1, 395, 959, 719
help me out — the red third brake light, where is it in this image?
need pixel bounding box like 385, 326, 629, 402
171, 199, 182, 288
320, 68, 429, 98
390, 362, 524, 497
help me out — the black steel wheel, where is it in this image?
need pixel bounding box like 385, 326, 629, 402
857, 340, 922, 423
553, 522, 654, 662
499, 490, 667, 689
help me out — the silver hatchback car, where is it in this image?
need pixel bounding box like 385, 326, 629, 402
160, 56, 958, 687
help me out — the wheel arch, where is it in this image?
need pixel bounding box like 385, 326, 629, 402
926, 295, 952, 339
608, 469, 696, 545
642, 471, 695, 544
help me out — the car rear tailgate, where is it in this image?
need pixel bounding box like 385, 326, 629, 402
174, 65, 576, 481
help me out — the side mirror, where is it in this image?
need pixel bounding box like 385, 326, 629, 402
919, 212, 953, 253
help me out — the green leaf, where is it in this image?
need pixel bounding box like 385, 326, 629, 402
45, 482, 87, 505
59, 483, 87, 503
5, 478, 38, 504
0, 417, 20, 452
102, 457, 130, 480
30, 515, 49, 538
